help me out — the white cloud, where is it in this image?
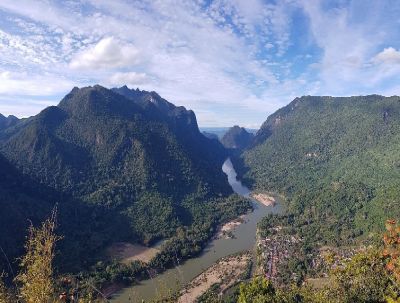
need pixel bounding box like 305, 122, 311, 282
0, 71, 74, 117
298, 0, 400, 95
108, 71, 148, 86
1, 0, 400, 126
0, 71, 73, 96
70, 37, 140, 70
373, 47, 400, 65
0, 97, 57, 118
0, 0, 294, 125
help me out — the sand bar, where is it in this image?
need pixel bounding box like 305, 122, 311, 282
177, 252, 251, 303
251, 193, 276, 206
107, 242, 159, 264
214, 215, 246, 239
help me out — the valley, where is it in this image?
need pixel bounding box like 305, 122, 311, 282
0, 91, 399, 302
110, 158, 283, 302
0, 86, 252, 299
1, 1, 400, 301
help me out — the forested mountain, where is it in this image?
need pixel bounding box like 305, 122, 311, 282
1, 85, 229, 208
202, 131, 219, 140
0, 152, 132, 273
240, 95, 400, 244
221, 125, 254, 150
0, 114, 18, 130
0, 153, 54, 270
0, 85, 249, 274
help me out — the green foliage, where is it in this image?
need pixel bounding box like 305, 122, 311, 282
326, 250, 395, 303
241, 95, 400, 245
16, 210, 60, 303
0, 85, 238, 277
123, 192, 179, 244
238, 277, 277, 303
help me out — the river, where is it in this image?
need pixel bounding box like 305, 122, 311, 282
111, 158, 283, 302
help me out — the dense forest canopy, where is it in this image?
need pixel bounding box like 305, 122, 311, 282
0, 85, 250, 275
240, 95, 400, 245
2, 91, 400, 301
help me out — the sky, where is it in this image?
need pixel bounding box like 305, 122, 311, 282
1, 0, 400, 127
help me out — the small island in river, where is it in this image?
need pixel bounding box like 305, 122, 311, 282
214, 214, 247, 239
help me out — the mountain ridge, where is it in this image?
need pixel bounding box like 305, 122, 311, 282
221, 125, 254, 150
240, 94, 400, 244
0, 85, 250, 275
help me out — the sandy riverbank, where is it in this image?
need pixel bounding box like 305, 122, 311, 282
107, 242, 159, 264
214, 215, 247, 239
177, 252, 252, 303
251, 192, 276, 206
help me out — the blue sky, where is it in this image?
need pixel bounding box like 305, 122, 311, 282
0, 0, 400, 127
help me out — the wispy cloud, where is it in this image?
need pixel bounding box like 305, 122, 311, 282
108, 71, 148, 87
299, 0, 400, 95
0, 0, 399, 127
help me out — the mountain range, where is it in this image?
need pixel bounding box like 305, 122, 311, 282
0, 85, 248, 272
0, 114, 18, 130
2, 89, 400, 296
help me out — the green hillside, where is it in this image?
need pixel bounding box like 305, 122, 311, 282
0, 85, 249, 274
241, 95, 400, 245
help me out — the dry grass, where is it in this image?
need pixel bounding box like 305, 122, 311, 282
107, 242, 159, 264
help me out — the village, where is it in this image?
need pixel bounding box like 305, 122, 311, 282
255, 226, 365, 285
255, 227, 303, 282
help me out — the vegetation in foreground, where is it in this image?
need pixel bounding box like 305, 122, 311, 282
163, 220, 399, 303
236, 220, 399, 303
0, 193, 251, 302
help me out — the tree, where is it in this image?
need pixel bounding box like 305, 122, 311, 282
326, 250, 392, 303
238, 277, 277, 303
383, 219, 400, 302
0, 274, 11, 303
15, 210, 60, 303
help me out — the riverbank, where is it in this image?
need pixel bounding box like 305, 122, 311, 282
107, 242, 159, 264
177, 252, 252, 303
214, 214, 247, 239
110, 159, 283, 302
251, 192, 276, 206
